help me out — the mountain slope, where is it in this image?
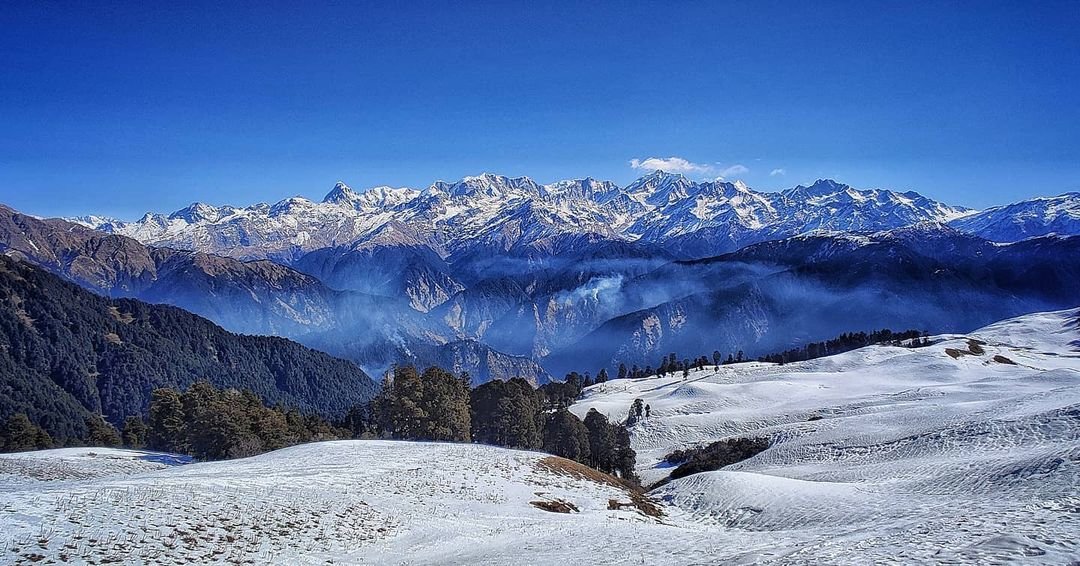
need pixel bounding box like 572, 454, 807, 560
0, 205, 550, 384
0, 255, 377, 442
948, 192, 1080, 242
545, 228, 1080, 374
0, 205, 339, 336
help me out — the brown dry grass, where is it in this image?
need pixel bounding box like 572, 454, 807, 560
534, 456, 664, 518
530, 499, 579, 513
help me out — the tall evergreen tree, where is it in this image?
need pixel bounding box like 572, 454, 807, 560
147, 388, 186, 453
372, 365, 470, 442
419, 366, 471, 442
86, 415, 122, 447
583, 409, 617, 473
122, 416, 148, 449
612, 426, 638, 482
0, 413, 53, 452
470, 378, 542, 448
542, 409, 591, 463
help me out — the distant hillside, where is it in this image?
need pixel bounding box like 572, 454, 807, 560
0, 255, 377, 443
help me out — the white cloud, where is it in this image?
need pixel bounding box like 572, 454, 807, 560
717, 164, 749, 179
629, 156, 712, 174
770, 168, 787, 177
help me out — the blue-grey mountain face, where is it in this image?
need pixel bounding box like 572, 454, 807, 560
51, 175, 1080, 380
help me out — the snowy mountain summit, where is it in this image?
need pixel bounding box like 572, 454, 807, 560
71, 173, 985, 261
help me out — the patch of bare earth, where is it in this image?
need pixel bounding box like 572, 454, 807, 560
530, 499, 579, 513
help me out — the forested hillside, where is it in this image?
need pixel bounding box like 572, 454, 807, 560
0, 255, 376, 444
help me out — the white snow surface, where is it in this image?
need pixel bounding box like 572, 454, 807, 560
2, 309, 1079, 564
570, 307, 1080, 563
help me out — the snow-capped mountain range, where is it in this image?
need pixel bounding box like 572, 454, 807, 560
34, 174, 1080, 380
71, 172, 1030, 262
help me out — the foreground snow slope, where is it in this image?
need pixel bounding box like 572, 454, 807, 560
2, 308, 1077, 564
572, 307, 1080, 563
1, 442, 722, 565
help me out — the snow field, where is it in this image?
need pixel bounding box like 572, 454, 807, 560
572, 308, 1080, 563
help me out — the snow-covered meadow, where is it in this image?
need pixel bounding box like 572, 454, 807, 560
573, 308, 1080, 563
2, 309, 1078, 564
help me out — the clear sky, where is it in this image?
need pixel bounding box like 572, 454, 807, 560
1, 1, 1078, 218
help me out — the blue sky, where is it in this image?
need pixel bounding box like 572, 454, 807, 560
1, 1, 1078, 218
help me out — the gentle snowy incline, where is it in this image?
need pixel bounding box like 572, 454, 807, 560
1, 442, 728, 565
572, 308, 1080, 563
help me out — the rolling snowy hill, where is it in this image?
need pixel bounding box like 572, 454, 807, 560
2, 308, 1078, 564
568, 307, 1080, 562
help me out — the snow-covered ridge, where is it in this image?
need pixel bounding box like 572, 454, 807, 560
948, 191, 1080, 242
68, 172, 979, 260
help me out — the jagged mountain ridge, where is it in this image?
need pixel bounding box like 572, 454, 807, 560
73, 173, 975, 262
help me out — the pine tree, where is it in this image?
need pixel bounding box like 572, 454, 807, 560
583, 409, 616, 473
617, 363, 628, 380
596, 368, 609, 384
0, 413, 53, 452
542, 409, 591, 464
121, 416, 148, 448
147, 388, 186, 453
613, 426, 638, 482
419, 366, 471, 442
470, 378, 542, 449
372, 365, 470, 442
86, 415, 121, 447
626, 398, 645, 426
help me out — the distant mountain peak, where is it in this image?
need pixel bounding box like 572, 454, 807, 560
322, 181, 359, 204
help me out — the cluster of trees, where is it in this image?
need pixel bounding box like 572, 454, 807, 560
608, 350, 745, 382
0, 414, 54, 452
758, 329, 927, 365
143, 382, 347, 460
360, 366, 638, 481
663, 437, 770, 482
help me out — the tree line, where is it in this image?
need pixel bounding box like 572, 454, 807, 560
361, 365, 638, 481
597, 328, 928, 382
4, 367, 639, 484
757, 329, 927, 364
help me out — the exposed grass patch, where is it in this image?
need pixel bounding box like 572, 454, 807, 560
107, 306, 135, 324
530, 499, 578, 513
993, 355, 1017, 365
534, 456, 663, 518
